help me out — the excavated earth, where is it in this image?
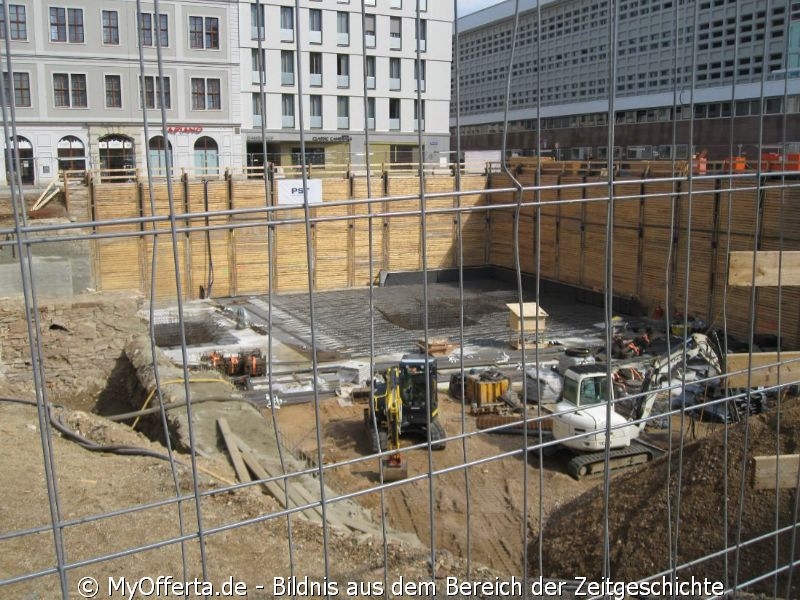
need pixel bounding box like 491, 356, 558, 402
538, 401, 800, 597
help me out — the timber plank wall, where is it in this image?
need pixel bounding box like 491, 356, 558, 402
486, 169, 800, 347
91, 174, 488, 300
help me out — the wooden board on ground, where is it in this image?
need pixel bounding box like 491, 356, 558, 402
750, 454, 800, 490
726, 351, 800, 388
728, 251, 800, 287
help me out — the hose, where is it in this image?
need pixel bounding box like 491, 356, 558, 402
0, 396, 234, 485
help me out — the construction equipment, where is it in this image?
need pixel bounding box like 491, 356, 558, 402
365, 354, 446, 481
449, 367, 510, 409
551, 333, 723, 478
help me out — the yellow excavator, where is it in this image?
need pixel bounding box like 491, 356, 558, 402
365, 354, 446, 481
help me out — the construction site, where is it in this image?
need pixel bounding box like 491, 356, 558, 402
2, 149, 799, 599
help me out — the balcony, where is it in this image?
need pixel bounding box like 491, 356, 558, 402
311, 115, 322, 128
367, 117, 375, 130
337, 75, 349, 88
415, 80, 426, 92
389, 118, 400, 130
309, 30, 322, 44
365, 34, 375, 48
282, 72, 295, 85
366, 76, 375, 89
337, 117, 349, 129
417, 39, 426, 52
337, 32, 349, 45
414, 119, 425, 131
389, 77, 400, 91
282, 115, 295, 128
280, 28, 294, 42
310, 73, 322, 87
390, 36, 401, 50
253, 114, 262, 127
251, 26, 264, 40
252, 71, 264, 85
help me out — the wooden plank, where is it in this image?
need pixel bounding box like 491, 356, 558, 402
726, 351, 800, 388
728, 251, 800, 287
751, 455, 800, 490
216, 417, 250, 484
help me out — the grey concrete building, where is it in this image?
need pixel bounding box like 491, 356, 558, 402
452, 0, 800, 160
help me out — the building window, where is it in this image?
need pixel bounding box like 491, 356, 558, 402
366, 55, 376, 89
416, 19, 426, 51
414, 98, 425, 129
309, 52, 323, 86
364, 14, 376, 47
414, 59, 425, 91
139, 12, 169, 47
367, 97, 375, 130
310, 94, 322, 128
252, 92, 263, 126
282, 93, 295, 128
337, 54, 349, 87
281, 50, 295, 85
251, 48, 266, 84
389, 17, 401, 49
337, 11, 349, 45
389, 57, 401, 90
389, 97, 400, 129
104, 74, 121, 108
250, 4, 264, 40
53, 73, 86, 108
280, 6, 294, 41
309, 8, 322, 43
0, 4, 27, 40
140, 75, 171, 109
189, 16, 219, 49
3, 72, 30, 107
50, 7, 83, 43
191, 78, 221, 110
102, 10, 119, 45
337, 96, 349, 129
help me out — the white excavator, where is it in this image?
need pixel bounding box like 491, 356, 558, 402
551, 333, 723, 478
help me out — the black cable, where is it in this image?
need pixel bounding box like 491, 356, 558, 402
1, 396, 176, 463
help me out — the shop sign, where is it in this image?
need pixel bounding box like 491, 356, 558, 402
277, 179, 322, 206
167, 126, 204, 134
310, 135, 352, 143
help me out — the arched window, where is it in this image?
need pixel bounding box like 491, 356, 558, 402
148, 135, 172, 177
57, 135, 86, 176
7, 135, 34, 184
193, 136, 219, 175
98, 134, 135, 176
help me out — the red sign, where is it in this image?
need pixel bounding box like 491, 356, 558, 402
167, 126, 203, 134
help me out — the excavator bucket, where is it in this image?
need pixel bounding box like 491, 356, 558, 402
381, 454, 408, 482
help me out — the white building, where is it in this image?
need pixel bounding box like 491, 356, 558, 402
240, 0, 453, 170
0, 1, 244, 184
0, 1, 453, 185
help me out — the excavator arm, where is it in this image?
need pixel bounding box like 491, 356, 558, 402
633, 333, 723, 427
381, 368, 408, 481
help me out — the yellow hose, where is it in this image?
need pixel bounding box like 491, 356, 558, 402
131, 378, 234, 429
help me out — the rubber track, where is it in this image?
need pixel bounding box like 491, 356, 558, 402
567, 441, 661, 479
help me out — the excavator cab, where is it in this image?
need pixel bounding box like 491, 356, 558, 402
398, 354, 438, 422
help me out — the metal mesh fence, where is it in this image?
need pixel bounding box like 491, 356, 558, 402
0, 0, 799, 599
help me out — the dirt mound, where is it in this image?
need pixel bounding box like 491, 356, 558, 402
538, 403, 800, 595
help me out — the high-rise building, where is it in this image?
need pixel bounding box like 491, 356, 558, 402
452, 0, 800, 160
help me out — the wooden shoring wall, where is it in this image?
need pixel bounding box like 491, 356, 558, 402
485, 173, 800, 347
92, 175, 488, 300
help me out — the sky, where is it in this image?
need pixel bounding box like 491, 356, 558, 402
459, 0, 505, 16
